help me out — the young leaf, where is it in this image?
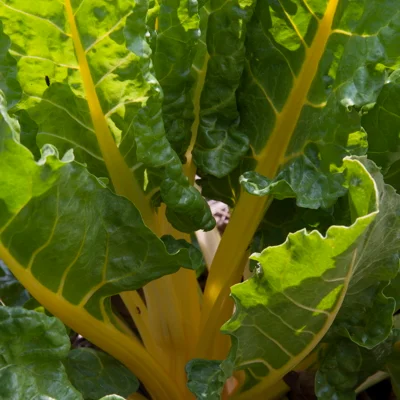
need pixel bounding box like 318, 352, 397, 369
64, 348, 139, 400
0, 306, 82, 400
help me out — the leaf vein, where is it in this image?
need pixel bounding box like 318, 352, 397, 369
29, 95, 95, 133
0, 0, 70, 36
37, 132, 104, 161
84, 11, 133, 53
8, 50, 78, 69
281, 292, 330, 316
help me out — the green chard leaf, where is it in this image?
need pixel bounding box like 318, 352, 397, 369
0, 306, 82, 400
198, 0, 400, 210
316, 330, 400, 400
363, 69, 400, 192
186, 359, 225, 400
64, 348, 139, 400
0, 306, 132, 400
248, 197, 347, 272
0, 0, 214, 233
152, 0, 200, 159
329, 159, 400, 349
191, 0, 256, 177
0, 260, 29, 307
384, 270, 400, 313
187, 157, 400, 399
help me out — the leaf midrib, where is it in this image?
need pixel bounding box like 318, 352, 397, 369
255, 0, 340, 179
64, 0, 156, 230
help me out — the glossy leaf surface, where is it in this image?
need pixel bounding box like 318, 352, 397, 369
0, 260, 29, 307
64, 348, 139, 400
0, 306, 82, 400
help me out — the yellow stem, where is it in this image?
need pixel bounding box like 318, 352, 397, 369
144, 277, 189, 391
64, 0, 156, 228
143, 206, 200, 396
195, 226, 221, 270
160, 214, 201, 357
184, 52, 210, 184
120, 291, 169, 366
0, 243, 184, 400
197, 194, 271, 359
198, 0, 340, 361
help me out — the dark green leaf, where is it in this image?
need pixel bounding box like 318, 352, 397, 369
363, 69, 400, 192
186, 359, 225, 400
152, 0, 200, 158
0, 260, 29, 307
64, 348, 139, 400
192, 0, 256, 177
0, 306, 81, 400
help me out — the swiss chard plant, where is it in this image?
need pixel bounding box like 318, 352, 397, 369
1, 0, 400, 399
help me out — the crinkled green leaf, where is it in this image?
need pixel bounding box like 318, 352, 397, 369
64, 348, 139, 400
0, 306, 82, 400
191, 0, 256, 177
249, 197, 346, 272
14, 109, 40, 160
316, 330, 400, 400
331, 286, 396, 349
152, 0, 200, 158
0, 92, 201, 326
0, 0, 214, 233
0, 21, 20, 109
385, 272, 400, 313
161, 235, 203, 270
240, 171, 296, 201
240, 163, 347, 209
198, 0, 400, 209
186, 359, 225, 400
330, 160, 400, 349
316, 340, 361, 400
0, 260, 29, 307
363, 69, 400, 192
